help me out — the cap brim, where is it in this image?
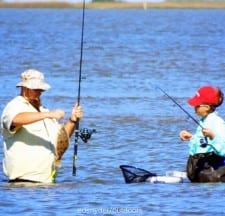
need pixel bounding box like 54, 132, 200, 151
188, 96, 201, 107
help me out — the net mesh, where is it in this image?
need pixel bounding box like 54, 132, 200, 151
119, 165, 156, 183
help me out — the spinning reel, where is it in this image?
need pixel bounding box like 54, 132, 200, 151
200, 138, 208, 148
79, 128, 96, 143
200, 138, 219, 153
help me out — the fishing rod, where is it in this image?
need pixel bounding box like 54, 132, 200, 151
156, 86, 208, 145
77, 0, 85, 107
156, 86, 203, 129
73, 0, 96, 176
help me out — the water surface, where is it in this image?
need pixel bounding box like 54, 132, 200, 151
1, 8, 225, 215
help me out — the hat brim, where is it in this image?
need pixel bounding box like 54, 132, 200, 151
188, 96, 202, 107
16, 81, 50, 91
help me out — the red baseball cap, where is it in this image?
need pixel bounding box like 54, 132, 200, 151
188, 86, 220, 107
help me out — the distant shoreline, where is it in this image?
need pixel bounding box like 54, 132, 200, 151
1, 2, 225, 9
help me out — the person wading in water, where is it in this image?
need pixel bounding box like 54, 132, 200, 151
180, 85, 225, 182
1, 69, 83, 184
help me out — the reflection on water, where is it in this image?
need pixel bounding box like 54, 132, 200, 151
1, 8, 225, 215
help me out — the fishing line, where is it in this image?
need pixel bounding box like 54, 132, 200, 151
73, 0, 86, 176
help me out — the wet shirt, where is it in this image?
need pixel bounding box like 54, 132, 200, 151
1, 96, 61, 183
189, 112, 225, 157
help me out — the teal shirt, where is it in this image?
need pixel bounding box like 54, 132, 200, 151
189, 112, 225, 157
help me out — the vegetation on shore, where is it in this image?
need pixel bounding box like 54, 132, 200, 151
1, 1, 225, 9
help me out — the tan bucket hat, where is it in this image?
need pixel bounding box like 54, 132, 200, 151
16, 69, 50, 90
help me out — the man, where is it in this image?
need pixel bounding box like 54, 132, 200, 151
1, 69, 83, 183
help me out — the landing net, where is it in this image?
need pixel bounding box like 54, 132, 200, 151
119, 165, 156, 183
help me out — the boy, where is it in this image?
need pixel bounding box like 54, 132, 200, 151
180, 86, 225, 182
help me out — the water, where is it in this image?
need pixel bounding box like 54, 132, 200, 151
1, 8, 225, 215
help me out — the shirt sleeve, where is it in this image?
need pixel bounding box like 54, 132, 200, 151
1, 96, 32, 133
